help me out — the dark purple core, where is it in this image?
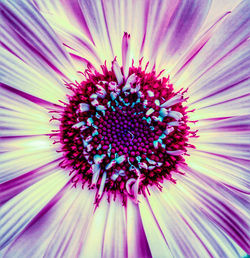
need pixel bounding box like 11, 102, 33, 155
50, 59, 197, 205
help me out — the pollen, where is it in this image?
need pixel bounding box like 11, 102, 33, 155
50, 58, 197, 206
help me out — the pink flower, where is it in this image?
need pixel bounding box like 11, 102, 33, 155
0, 0, 249, 257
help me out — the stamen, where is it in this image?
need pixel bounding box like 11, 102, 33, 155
79, 103, 90, 112
54, 57, 194, 206
122, 32, 131, 79
167, 111, 183, 120
112, 59, 123, 85
161, 94, 184, 108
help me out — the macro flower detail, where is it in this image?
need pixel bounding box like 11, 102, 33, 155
54, 44, 196, 205
0, 0, 250, 257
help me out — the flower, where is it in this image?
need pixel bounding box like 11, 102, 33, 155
0, 0, 249, 257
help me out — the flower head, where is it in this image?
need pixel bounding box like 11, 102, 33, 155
0, 0, 249, 257
54, 53, 194, 206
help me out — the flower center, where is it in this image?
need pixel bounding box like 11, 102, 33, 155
52, 59, 197, 205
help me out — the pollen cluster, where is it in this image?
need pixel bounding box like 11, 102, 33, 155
52, 59, 197, 205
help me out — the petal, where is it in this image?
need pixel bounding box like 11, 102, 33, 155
0, 0, 77, 81
186, 114, 250, 194
101, 0, 152, 65
0, 171, 68, 249
32, 0, 114, 66
157, 0, 211, 63
171, 0, 243, 77
33, 0, 94, 41
44, 188, 95, 258
102, 198, 127, 258
0, 160, 61, 206
3, 184, 79, 258
189, 92, 250, 120
122, 32, 131, 79
0, 87, 57, 137
190, 132, 250, 160
126, 201, 152, 258
76, 0, 149, 64
78, 195, 109, 257
139, 195, 176, 257
31, 0, 103, 70
141, 0, 210, 70
188, 116, 250, 161
140, 178, 248, 257
179, 169, 250, 253
174, 0, 250, 90
187, 39, 249, 110
184, 157, 249, 207
0, 49, 69, 104
0, 136, 60, 183
186, 150, 249, 193
33, 0, 212, 70
200, 0, 242, 32
67, 0, 115, 63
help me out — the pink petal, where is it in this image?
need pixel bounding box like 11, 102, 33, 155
79, 195, 110, 257
180, 169, 250, 253
122, 32, 131, 79
102, 198, 127, 258
163, 0, 211, 57
1, 49, 69, 104
0, 159, 61, 205
0, 137, 60, 183
0, 0, 76, 81
126, 201, 152, 258
0, 172, 68, 249
3, 185, 80, 258
148, 0, 212, 67
174, 1, 249, 91
140, 178, 247, 257
44, 189, 95, 258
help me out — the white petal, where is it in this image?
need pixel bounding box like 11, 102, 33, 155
76, 0, 115, 63
167, 111, 183, 120
139, 192, 173, 258
79, 197, 110, 257
122, 32, 131, 79
112, 60, 124, 85
179, 170, 250, 253
161, 94, 184, 108
44, 188, 95, 258
174, 1, 249, 92
102, 198, 127, 258
0, 137, 60, 183
0, 161, 61, 206
0, 49, 69, 104
0, 0, 77, 81
0, 89, 55, 136
185, 150, 249, 194
126, 200, 151, 258
3, 185, 80, 258
79, 103, 90, 112
187, 38, 250, 115
0, 171, 68, 249
141, 179, 247, 257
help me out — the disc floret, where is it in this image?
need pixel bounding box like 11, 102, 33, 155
51, 59, 197, 205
